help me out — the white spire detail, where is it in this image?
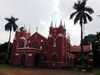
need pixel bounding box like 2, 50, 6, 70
50, 21, 53, 27
64, 22, 65, 28
60, 19, 63, 26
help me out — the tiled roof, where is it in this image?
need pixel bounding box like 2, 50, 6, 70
70, 45, 91, 53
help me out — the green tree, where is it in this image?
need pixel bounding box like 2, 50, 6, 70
0, 42, 12, 64
70, 0, 94, 66
83, 34, 96, 45
5, 16, 18, 59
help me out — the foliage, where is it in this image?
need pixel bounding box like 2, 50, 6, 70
70, 0, 94, 67
83, 32, 100, 67
5, 16, 18, 60
0, 42, 12, 63
5, 16, 18, 32
70, 0, 94, 25
83, 34, 96, 45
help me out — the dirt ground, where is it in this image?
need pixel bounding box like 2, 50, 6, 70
0, 65, 94, 75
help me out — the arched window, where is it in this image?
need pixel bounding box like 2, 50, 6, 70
19, 39, 25, 47
32, 41, 40, 49
18, 37, 27, 47
20, 53, 27, 66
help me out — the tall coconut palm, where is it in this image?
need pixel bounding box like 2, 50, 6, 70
5, 16, 18, 59
70, 0, 94, 66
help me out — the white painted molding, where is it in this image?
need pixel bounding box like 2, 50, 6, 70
58, 33, 64, 37
48, 34, 52, 37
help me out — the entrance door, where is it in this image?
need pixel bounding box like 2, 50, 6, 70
33, 54, 40, 66
20, 53, 26, 66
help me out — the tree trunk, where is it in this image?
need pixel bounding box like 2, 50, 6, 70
80, 23, 84, 66
7, 30, 11, 60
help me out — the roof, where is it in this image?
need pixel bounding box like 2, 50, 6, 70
70, 45, 91, 53
28, 32, 47, 41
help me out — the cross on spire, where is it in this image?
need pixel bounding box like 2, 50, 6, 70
36, 27, 38, 32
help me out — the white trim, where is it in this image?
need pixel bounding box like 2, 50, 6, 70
15, 53, 19, 56
14, 37, 16, 40
20, 37, 27, 47
41, 40, 43, 42
48, 34, 52, 37
28, 53, 32, 56
58, 33, 64, 37
20, 37, 26, 40
53, 42, 56, 47
40, 46, 42, 49
28, 40, 30, 43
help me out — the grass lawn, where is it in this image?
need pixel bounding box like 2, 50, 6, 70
0, 64, 95, 75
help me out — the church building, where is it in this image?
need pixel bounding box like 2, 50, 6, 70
11, 20, 93, 68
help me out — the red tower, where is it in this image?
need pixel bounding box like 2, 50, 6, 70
47, 20, 71, 68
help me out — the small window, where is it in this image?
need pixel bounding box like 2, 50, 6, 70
52, 54, 57, 61
32, 41, 40, 49
53, 35, 57, 41
42, 56, 47, 61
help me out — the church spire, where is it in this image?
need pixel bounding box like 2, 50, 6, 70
64, 22, 65, 28
60, 19, 63, 26
50, 21, 53, 27
55, 23, 56, 28
28, 27, 30, 33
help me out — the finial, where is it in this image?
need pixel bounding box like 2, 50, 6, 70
28, 27, 30, 33
50, 21, 53, 27
36, 27, 38, 32
64, 22, 65, 28
55, 23, 56, 28
60, 19, 63, 26
67, 32, 70, 40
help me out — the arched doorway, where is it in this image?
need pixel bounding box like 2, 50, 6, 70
33, 54, 41, 66
20, 53, 27, 66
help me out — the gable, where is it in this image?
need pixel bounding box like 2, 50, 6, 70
28, 32, 47, 41
27, 32, 47, 49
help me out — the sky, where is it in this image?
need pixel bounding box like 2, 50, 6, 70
0, 0, 100, 45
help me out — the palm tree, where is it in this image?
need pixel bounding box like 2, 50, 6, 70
5, 16, 18, 59
70, 0, 94, 66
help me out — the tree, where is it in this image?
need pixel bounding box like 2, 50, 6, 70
83, 34, 96, 45
0, 42, 12, 64
5, 16, 18, 59
82, 32, 100, 67
70, 0, 94, 66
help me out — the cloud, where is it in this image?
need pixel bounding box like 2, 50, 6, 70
58, 0, 100, 45
0, 0, 100, 45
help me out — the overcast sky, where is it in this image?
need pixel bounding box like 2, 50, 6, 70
0, 0, 100, 45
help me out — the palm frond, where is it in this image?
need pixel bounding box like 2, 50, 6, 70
5, 18, 11, 22
5, 16, 18, 32
5, 23, 12, 31
83, 13, 87, 24
70, 11, 77, 19
13, 23, 18, 31
11, 16, 18, 22
85, 13, 93, 22
84, 7, 94, 14
74, 12, 81, 24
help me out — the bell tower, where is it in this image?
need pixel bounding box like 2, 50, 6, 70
47, 20, 69, 67
11, 27, 30, 59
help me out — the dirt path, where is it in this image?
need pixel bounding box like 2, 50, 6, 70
0, 68, 94, 75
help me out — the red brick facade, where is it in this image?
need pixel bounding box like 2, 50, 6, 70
11, 21, 92, 68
